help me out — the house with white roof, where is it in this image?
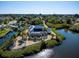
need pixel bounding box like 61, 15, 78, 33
8, 20, 18, 28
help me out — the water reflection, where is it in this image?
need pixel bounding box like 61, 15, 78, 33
64, 29, 69, 32
27, 49, 55, 58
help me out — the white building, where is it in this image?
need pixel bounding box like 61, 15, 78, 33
8, 21, 18, 28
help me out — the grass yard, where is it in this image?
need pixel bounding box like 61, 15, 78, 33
0, 29, 10, 37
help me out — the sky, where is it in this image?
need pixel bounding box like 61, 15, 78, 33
0, 1, 79, 14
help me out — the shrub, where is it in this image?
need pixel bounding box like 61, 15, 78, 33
2, 50, 24, 58
23, 43, 41, 55
40, 40, 47, 50
0, 49, 4, 57
46, 40, 58, 47
69, 23, 79, 32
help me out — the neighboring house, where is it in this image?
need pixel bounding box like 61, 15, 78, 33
8, 21, 18, 28
28, 25, 50, 39
0, 24, 6, 29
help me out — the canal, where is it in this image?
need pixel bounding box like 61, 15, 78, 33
0, 31, 16, 45
26, 29, 79, 58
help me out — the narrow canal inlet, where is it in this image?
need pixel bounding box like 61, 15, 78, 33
26, 29, 79, 58
0, 31, 16, 45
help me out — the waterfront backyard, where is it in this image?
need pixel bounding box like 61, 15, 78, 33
12, 35, 53, 50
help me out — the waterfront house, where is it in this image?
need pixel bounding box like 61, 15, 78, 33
28, 25, 50, 40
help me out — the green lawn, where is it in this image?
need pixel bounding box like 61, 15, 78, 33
52, 28, 65, 40
45, 40, 59, 47
52, 24, 65, 29
0, 29, 10, 37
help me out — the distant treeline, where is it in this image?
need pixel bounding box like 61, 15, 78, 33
0, 14, 79, 17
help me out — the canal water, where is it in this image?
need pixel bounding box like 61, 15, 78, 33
26, 29, 79, 58
0, 31, 16, 45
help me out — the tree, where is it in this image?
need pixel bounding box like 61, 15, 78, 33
30, 17, 43, 25
74, 14, 79, 18
66, 19, 72, 24
40, 40, 47, 51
